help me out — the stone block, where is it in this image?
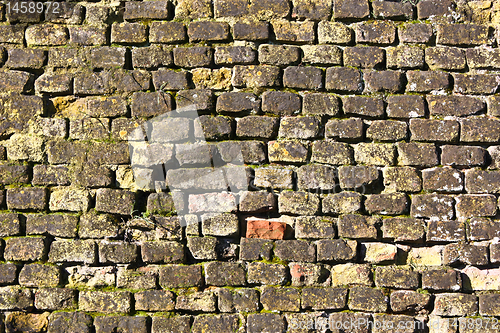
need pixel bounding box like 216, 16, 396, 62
338, 214, 377, 239
258, 44, 300, 66
374, 266, 419, 289
427, 221, 466, 242
274, 240, 316, 262
19, 263, 60, 288
316, 239, 357, 262
260, 287, 300, 312
348, 287, 388, 313
425, 46, 466, 70
4, 237, 46, 261
342, 96, 384, 118
317, 21, 353, 44
110, 22, 146, 44
159, 264, 202, 288
382, 217, 425, 242
422, 167, 463, 192
278, 191, 319, 215
325, 118, 364, 140
175, 291, 216, 312
344, 46, 385, 68
366, 120, 407, 142
48, 240, 96, 264
79, 291, 131, 314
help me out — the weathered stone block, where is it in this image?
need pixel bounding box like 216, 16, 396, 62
428, 96, 485, 117
456, 194, 497, 220
444, 243, 489, 266
47, 312, 92, 333
283, 66, 323, 90
152, 69, 191, 91
141, 240, 184, 263
79, 291, 131, 314
274, 240, 316, 262
356, 21, 396, 45
406, 70, 450, 92
19, 263, 60, 287
233, 21, 269, 40
338, 165, 379, 190
204, 262, 246, 286
268, 140, 308, 163
111, 22, 146, 44
333, 0, 370, 19
302, 45, 342, 65
278, 191, 319, 215
373, 0, 413, 19
99, 241, 137, 264
4, 237, 46, 261
461, 117, 500, 143
34, 288, 76, 310
364, 70, 404, 93
159, 264, 202, 288
48, 240, 96, 264
124, 1, 169, 19
201, 213, 238, 237
316, 239, 357, 262
188, 21, 229, 42
382, 217, 425, 242
247, 262, 288, 285
292, 0, 332, 20
354, 143, 396, 166
68, 25, 107, 45
374, 266, 419, 289
410, 119, 459, 143
425, 46, 466, 70
407, 246, 444, 267
322, 192, 362, 215
25, 24, 68, 46
342, 96, 384, 118
348, 287, 388, 313
397, 142, 438, 167
344, 46, 385, 68
422, 167, 464, 192
411, 194, 454, 221
94, 316, 147, 333
465, 169, 500, 193
390, 290, 431, 313
273, 20, 315, 43
437, 23, 488, 46
218, 288, 259, 313
49, 187, 90, 212
317, 21, 353, 44
433, 293, 478, 316
239, 191, 276, 213
338, 214, 377, 239
260, 287, 300, 312
325, 118, 364, 141
95, 188, 135, 215
258, 44, 300, 66
325, 67, 362, 93
152, 316, 191, 333
422, 269, 461, 291
383, 167, 422, 193
365, 193, 408, 215
175, 291, 216, 312
135, 290, 175, 311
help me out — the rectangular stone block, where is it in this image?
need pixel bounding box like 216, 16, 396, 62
79, 291, 132, 314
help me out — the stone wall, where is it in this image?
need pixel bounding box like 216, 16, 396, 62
1, 0, 500, 332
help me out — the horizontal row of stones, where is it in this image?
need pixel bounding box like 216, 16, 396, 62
4, 165, 500, 210
1, 226, 500, 265
1, 263, 500, 312
3, 20, 498, 47
6, 44, 500, 73
2, 308, 500, 333
0, 0, 472, 23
